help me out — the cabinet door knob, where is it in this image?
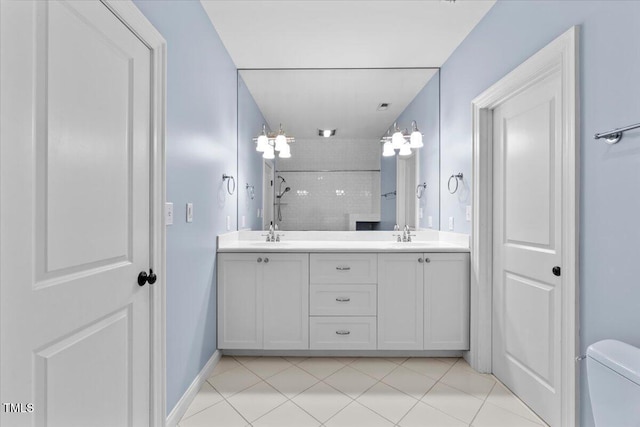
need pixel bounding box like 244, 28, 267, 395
335, 330, 351, 335
425, 258, 431, 263
257, 257, 262, 263
418, 258, 423, 263
264, 257, 269, 263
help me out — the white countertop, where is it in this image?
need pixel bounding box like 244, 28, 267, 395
217, 230, 470, 253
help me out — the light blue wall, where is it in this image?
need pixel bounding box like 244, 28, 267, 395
238, 76, 268, 231
393, 72, 440, 230
133, 0, 238, 414
438, 1, 640, 425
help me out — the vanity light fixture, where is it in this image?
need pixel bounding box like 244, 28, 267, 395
319, 129, 336, 137
381, 120, 424, 157
253, 124, 294, 159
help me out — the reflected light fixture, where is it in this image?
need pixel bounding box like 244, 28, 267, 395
253, 124, 294, 159
319, 129, 336, 138
380, 120, 424, 157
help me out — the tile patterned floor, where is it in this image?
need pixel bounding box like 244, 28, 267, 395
178, 356, 548, 427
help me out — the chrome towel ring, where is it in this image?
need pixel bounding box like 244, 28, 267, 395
448, 173, 463, 194
246, 183, 255, 200
416, 182, 427, 199
222, 174, 236, 195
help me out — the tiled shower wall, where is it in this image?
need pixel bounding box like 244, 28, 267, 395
276, 138, 381, 230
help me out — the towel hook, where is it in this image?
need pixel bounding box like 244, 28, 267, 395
448, 173, 463, 194
416, 182, 427, 199
222, 174, 236, 195
246, 183, 255, 200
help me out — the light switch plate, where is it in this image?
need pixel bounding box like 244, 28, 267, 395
257, 208, 261, 218
449, 216, 454, 231
241, 215, 246, 228
165, 202, 173, 225
186, 203, 193, 223
226, 215, 231, 231
419, 207, 424, 219
428, 216, 433, 228
466, 205, 472, 221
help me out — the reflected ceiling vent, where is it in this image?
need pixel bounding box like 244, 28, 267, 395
377, 103, 390, 111
318, 129, 336, 138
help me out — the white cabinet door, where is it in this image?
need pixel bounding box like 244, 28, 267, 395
218, 254, 262, 349
263, 254, 309, 350
423, 253, 470, 350
377, 253, 424, 350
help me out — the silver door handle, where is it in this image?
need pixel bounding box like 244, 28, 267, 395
336, 266, 351, 271
335, 330, 351, 335
335, 297, 351, 302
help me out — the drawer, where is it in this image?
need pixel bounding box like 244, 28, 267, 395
310, 317, 376, 350
310, 284, 376, 316
310, 253, 377, 284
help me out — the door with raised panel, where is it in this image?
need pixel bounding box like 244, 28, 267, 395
492, 69, 563, 425
262, 253, 309, 349
377, 253, 424, 350
1, 1, 152, 426
423, 253, 470, 350
217, 253, 262, 349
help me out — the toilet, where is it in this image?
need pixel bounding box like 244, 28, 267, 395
587, 339, 640, 426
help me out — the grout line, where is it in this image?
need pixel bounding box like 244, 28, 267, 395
468, 381, 496, 426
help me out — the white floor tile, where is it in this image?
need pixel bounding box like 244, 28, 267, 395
381, 365, 437, 399
323, 366, 377, 398
350, 358, 398, 380
485, 382, 546, 425
265, 365, 319, 398
283, 356, 309, 365
297, 357, 345, 379
207, 365, 262, 398
242, 356, 292, 379
402, 358, 452, 380
332, 357, 357, 365
179, 400, 248, 427
291, 382, 352, 423
472, 402, 544, 427
436, 357, 460, 365
325, 401, 394, 427
232, 355, 261, 365
356, 382, 417, 423
398, 401, 468, 427
253, 401, 321, 427
440, 365, 496, 400
226, 381, 287, 422
421, 382, 484, 424
209, 356, 242, 378
384, 357, 409, 365
181, 381, 224, 421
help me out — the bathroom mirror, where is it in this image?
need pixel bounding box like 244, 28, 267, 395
237, 68, 440, 231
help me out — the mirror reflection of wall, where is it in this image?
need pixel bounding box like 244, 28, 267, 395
237, 68, 440, 231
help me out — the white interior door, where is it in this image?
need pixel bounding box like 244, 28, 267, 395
396, 152, 418, 229
492, 70, 563, 426
1, 1, 152, 426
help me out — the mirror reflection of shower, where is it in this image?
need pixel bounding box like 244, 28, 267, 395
276, 175, 291, 222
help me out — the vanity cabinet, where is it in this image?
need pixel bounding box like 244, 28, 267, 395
378, 252, 470, 351
217, 253, 309, 350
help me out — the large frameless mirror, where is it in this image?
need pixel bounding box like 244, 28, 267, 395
237, 68, 440, 231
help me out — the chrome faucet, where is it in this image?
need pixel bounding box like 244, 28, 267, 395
402, 225, 416, 242
392, 224, 402, 242
262, 224, 284, 242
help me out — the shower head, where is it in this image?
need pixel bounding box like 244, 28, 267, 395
277, 187, 291, 198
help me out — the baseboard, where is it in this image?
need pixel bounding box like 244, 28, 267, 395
166, 350, 222, 427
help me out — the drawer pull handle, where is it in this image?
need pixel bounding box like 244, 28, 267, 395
336, 266, 351, 271
335, 330, 351, 335
335, 297, 351, 302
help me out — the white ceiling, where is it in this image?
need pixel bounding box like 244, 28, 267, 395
201, 0, 495, 69
240, 68, 438, 139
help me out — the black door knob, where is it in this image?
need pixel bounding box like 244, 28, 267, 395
138, 269, 157, 286
552, 266, 561, 277
148, 269, 157, 285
